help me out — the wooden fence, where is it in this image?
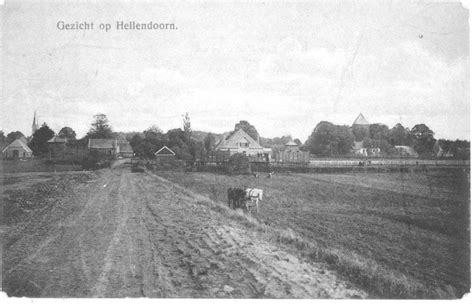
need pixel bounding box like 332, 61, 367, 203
274, 150, 310, 163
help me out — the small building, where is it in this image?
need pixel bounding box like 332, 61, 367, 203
88, 139, 118, 156
352, 141, 381, 157
352, 141, 368, 156
274, 140, 310, 163
215, 128, 271, 159
2, 139, 33, 159
47, 136, 68, 159
154, 146, 176, 160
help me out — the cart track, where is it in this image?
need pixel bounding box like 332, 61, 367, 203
3, 166, 366, 298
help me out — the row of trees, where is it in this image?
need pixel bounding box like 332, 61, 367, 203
1, 114, 469, 160
304, 121, 469, 158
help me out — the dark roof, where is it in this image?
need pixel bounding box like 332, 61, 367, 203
88, 139, 117, 149
155, 146, 175, 156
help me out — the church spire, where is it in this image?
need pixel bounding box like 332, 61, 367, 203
32, 111, 39, 135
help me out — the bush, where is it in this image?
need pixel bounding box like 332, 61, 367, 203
226, 153, 250, 175
81, 151, 112, 170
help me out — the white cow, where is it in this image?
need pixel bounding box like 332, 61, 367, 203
245, 188, 263, 213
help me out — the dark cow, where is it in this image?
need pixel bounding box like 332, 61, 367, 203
227, 187, 246, 209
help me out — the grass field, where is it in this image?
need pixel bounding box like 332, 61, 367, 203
157, 168, 470, 298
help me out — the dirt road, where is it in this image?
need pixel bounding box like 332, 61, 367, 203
3, 165, 366, 298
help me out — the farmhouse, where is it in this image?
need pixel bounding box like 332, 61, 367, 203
154, 145, 176, 160
274, 140, 310, 163
2, 138, 33, 159
88, 139, 119, 156
215, 128, 271, 158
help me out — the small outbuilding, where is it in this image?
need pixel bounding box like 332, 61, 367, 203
88, 139, 118, 156
2, 139, 33, 159
274, 140, 310, 163
154, 146, 176, 160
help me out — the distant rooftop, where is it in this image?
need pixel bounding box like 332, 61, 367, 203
353, 113, 370, 126
285, 140, 298, 146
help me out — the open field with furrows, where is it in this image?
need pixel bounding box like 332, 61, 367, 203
2, 165, 367, 298
157, 167, 471, 298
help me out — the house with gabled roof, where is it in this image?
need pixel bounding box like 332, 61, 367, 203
2, 138, 33, 159
215, 128, 271, 157
88, 139, 119, 156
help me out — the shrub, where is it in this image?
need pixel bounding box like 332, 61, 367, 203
227, 153, 250, 175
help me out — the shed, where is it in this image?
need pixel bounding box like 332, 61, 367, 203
275, 140, 309, 163
2, 139, 33, 159
88, 139, 118, 156
155, 146, 176, 160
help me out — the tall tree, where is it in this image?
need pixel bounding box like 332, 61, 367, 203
369, 124, 390, 141
411, 124, 436, 157
204, 133, 215, 152
182, 112, 192, 141
29, 123, 55, 156
87, 114, 113, 139
6, 131, 25, 144
0, 130, 6, 145
389, 123, 413, 146
167, 128, 192, 160
305, 121, 354, 156
58, 126, 77, 140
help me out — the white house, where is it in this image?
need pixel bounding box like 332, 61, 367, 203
215, 128, 271, 156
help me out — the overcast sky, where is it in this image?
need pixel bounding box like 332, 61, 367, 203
1, 0, 470, 141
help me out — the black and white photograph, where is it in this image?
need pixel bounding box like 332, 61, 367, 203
0, 0, 471, 300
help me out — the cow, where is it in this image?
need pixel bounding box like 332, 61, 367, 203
244, 188, 263, 213
227, 187, 246, 209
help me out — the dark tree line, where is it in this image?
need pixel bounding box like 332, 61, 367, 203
304, 121, 467, 158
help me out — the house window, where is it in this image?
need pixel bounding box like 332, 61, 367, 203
240, 142, 249, 148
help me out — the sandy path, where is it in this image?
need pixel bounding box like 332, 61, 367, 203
3, 166, 366, 298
